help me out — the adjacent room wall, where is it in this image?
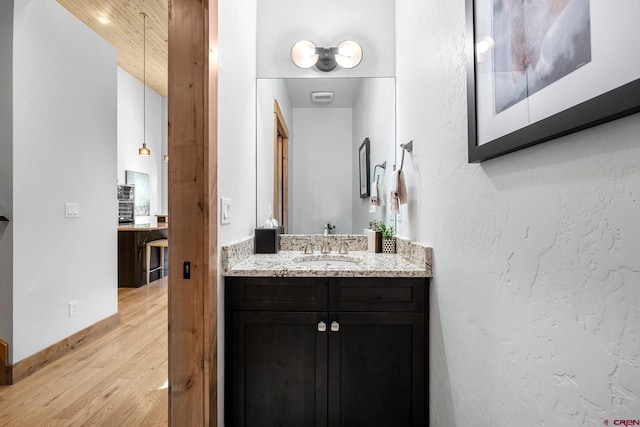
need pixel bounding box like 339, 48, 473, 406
0, 0, 14, 356
291, 108, 353, 234
117, 66, 164, 224
396, 0, 640, 425
161, 96, 168, 214
11, 0, 118, 363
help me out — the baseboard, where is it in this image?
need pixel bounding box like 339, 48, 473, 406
4, 313, 120, 385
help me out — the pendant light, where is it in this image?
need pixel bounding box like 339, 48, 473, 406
138, 12, 151, 156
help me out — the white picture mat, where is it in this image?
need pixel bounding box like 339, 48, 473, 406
474, 0, 640, 146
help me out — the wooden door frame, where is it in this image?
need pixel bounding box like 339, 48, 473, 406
273, 100, 289, 233
168, 0, 218, 425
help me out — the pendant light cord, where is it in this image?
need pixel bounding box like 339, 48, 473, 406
142, 13, 146, 146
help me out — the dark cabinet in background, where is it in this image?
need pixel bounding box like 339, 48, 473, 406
117, 229, 167, 287
225, 276, 427, 427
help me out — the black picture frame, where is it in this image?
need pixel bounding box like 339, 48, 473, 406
466, 0, 640, 163
358, 138, 370, 198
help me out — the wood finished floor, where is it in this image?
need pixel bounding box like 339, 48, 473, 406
0, 278, 168, 426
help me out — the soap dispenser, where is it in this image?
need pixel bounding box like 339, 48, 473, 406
265, 203, 279, 228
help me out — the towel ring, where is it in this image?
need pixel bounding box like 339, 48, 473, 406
373, 161, 386, 182
399, 141, 413, 171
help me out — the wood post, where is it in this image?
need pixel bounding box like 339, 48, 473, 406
167, 0, 218, 425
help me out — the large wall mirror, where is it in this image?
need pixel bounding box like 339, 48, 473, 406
256, 77, 396, 234
255, 0, 396, 235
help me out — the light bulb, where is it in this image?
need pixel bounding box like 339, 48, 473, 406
335, 40, 362, 69
291, 40, 319, 69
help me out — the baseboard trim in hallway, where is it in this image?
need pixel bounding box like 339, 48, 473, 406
0, 279, 168, 425
4, 312, 121, 385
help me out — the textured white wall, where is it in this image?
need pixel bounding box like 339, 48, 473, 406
351, 78, 396, 231
256, 0, 395, 79
396, 0, 640, 425
291, 108, 353, 234
117, 66, 164, 224
12, 0, 118, 363
218, 0, 258, 424
0, 0, 13, 354
218, 0, 257, 245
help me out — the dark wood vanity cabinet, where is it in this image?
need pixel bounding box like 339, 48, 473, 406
225, 276, 427, 427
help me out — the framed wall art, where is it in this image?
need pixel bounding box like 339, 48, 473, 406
358, 137, 370, 198
125, 170, 150, 216
466, 0, 640, 162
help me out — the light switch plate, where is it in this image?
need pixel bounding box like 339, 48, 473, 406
65, 203, 80, 218
220, 197, 231, 224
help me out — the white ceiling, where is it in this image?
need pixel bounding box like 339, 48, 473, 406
284, 78, 364, 108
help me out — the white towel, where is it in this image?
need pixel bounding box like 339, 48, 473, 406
369, 180, 379, 212
390, 170, 407, 214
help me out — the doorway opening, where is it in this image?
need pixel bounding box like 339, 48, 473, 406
273, 99, 289, 233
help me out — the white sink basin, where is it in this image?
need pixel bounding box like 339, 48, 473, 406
294, 256, 361, 267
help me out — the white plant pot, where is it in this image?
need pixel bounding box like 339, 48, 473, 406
382, 238, 396, 254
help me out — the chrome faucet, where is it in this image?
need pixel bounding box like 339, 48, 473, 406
295, 237, 314, 254
304, 240, 314, 254
339, 238, 354, 254
321, 229, 331, 254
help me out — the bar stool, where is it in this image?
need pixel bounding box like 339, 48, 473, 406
146, 239, 168, 285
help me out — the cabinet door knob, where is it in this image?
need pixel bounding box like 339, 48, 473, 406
318, 321, 327, 332
331, 321, 340, 332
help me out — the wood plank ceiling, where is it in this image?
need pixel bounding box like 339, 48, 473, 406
56, 0, 168, 97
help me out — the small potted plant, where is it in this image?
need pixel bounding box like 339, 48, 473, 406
324, 223, 336, 235
376, 222, 396, 253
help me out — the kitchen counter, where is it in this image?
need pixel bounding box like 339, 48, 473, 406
224, 250, 432, 278
118, 222, 168, 232
117, 223, 168, 287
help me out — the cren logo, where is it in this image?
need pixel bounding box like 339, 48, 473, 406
613, 420, 640, 426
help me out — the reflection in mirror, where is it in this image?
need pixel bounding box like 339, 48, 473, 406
256, 78, 395, 234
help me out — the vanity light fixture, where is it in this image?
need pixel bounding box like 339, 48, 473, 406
138, 12, 151, 156
291, 40, 363, 72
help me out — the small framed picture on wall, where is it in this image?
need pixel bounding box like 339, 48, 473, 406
358, 138, 370, 198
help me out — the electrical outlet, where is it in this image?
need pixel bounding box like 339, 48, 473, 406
69, 300, 79, 317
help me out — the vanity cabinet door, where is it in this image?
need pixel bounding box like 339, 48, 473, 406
226, 276, 428, 427
327, 312, 425, 427
232, 311, 328, 427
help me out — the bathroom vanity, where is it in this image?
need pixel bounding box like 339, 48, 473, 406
222, 237, 432, 426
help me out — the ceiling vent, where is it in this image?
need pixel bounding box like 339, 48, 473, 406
310, 91, 334, 105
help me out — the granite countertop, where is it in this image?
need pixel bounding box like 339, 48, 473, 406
224, 250, 431, 278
